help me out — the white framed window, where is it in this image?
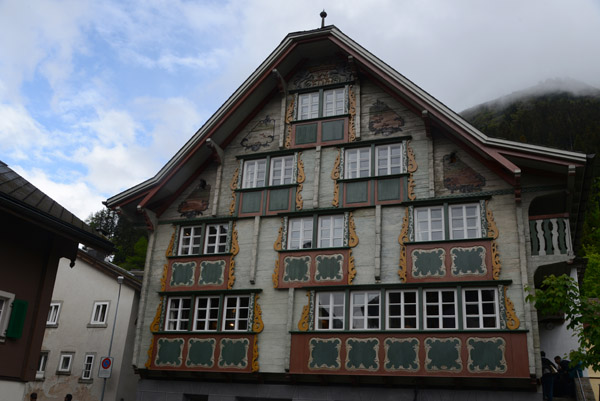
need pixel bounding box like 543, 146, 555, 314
165, 297, 191, 331
57, 353, 73, 374
345, 147, 371, 178
193, 296, 221, 331
449, 204, 481, 239
288, 217, 313, 249
0, 290, 15, 339
204, 224, 228, 254
36, 351, 49, 379
424, 289, 457, 329
387, 290, 418, 329
318, 215, 344, 248
350, 291, 380, 330
81, 354, 95, 380
376, 144, 403, 176
242, 159, 267, 188
415, 207, 444, 241
47, 302, 61, 326
270, 155, 294, 185
316, 292, 345, 330
463, 288, 499, 329
222, 295, 250, 331
90, 302, 109, 325
298, 92, 320, 120
178, 225, 202, 255
323, 88, 346, 117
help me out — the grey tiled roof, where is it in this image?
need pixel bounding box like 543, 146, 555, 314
0, 161, 113, 251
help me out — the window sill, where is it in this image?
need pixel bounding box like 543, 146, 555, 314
236, 183, 297, 192
407, 237, 493, 246
56, 371, 71, 376
46, 323, 58, 328
168, 253, 233, 259
277, 246, 350, 253
78, 378, 93, 384
87, 323, 108, 328
338, 173, 408, 183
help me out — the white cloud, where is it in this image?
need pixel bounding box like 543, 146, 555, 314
0, 103, 50, 155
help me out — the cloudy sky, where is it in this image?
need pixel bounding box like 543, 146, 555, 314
1, 0, 599, 221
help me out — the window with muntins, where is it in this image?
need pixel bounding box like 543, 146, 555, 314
415, 207, 444, 241
0, 290, 15, 338
90, 302, 109, 325
424, 289, 457, 329
288, 217, 313, 249
81, 354, 95, 380
387, 290, 418, 329
298, 88, 345, 120
345, 147, 371, 178
449, 204, 481, 239
222, 295, 250, 331
36, 351, 48, 379
47, 302, 61, 326
376, 144, 402, 176
179, 226, 202, 255
463, 288, 499, 329
269, 155, 294, 185
166, 297, 191, 331
242, 159, 267, 188
351, 291, 380, 330
415, 203, 482, 242
193, 296, 220, 331
204, 224, 228, 254
318, 215, 344, 248
316, 292, 345, 330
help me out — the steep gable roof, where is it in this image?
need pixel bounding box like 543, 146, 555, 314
106, 26, 592, 220
0, 161, 113, 253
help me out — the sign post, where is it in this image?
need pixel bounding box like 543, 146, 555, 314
98, 357, 113, 378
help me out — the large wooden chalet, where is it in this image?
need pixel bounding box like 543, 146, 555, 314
106, 25, 593, 400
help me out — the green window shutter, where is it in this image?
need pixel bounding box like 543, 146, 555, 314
295, 124, 317, 145
6, 299, 28, 339
377, 178, 401, 201
321, 120, 344, 142
345, 181, 369, 204
240, 191, 262, 214
268, 188, 290, 211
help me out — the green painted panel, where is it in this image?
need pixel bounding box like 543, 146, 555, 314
377, 178, 401, 201
467, 337, 507, 373
218, 338, 249, 368
6, 299, 27, 339
241, 191, 262, 214
186, 338, 215, 368
346, 338, 379, 371
295, 124, 317, 144
412, 249, 446, 277
199, 260, 225, 285
529, 220, 540, 255
269, 188, 290, 211
321, 119, 344, 142
155, 338, 184, 367
283, 256, 310, 282
315, 254, 344, 281
384, 338, 419, 371
171, 262, 196, 286
450, 246, 486, 276
309, 338, 341, 370
425, 337, 462, 372
345, 181, 368, 204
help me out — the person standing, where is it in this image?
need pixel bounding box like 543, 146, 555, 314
541, 352, 556, 400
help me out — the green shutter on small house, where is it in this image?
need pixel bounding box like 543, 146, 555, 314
240, 191, 262, 214
6, 299, 28, 339
295, 123, 317, 144
377, 178, 401, 201
345, 181, 369, 204
321, 120, 344, 142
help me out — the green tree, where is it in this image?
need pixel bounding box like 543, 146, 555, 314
86, 207, 148, 270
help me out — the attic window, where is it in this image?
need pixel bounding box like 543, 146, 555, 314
298, 88, 346, 120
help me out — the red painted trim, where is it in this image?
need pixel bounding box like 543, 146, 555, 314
265, 187, 294, 216
277, 248, 350, 289
165, 255, 232, 291
528, 213, 569, 220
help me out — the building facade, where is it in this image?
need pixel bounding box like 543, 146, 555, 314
106, 26, 593, 400
0, 162, 113, 401
25, 250, 141, 401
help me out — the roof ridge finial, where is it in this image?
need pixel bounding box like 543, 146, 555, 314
320, 10, 327, 28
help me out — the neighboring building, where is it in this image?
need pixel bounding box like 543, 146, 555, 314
25, 249, 141, 401
106, 26, 594, 400
0, 162, 113, 401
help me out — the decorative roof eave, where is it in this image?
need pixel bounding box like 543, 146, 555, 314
106, 26, 590, 210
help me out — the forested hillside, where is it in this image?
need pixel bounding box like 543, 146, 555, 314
461, 84, 600, 164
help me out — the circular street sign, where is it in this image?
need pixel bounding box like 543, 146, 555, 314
101, 358, 112, 369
